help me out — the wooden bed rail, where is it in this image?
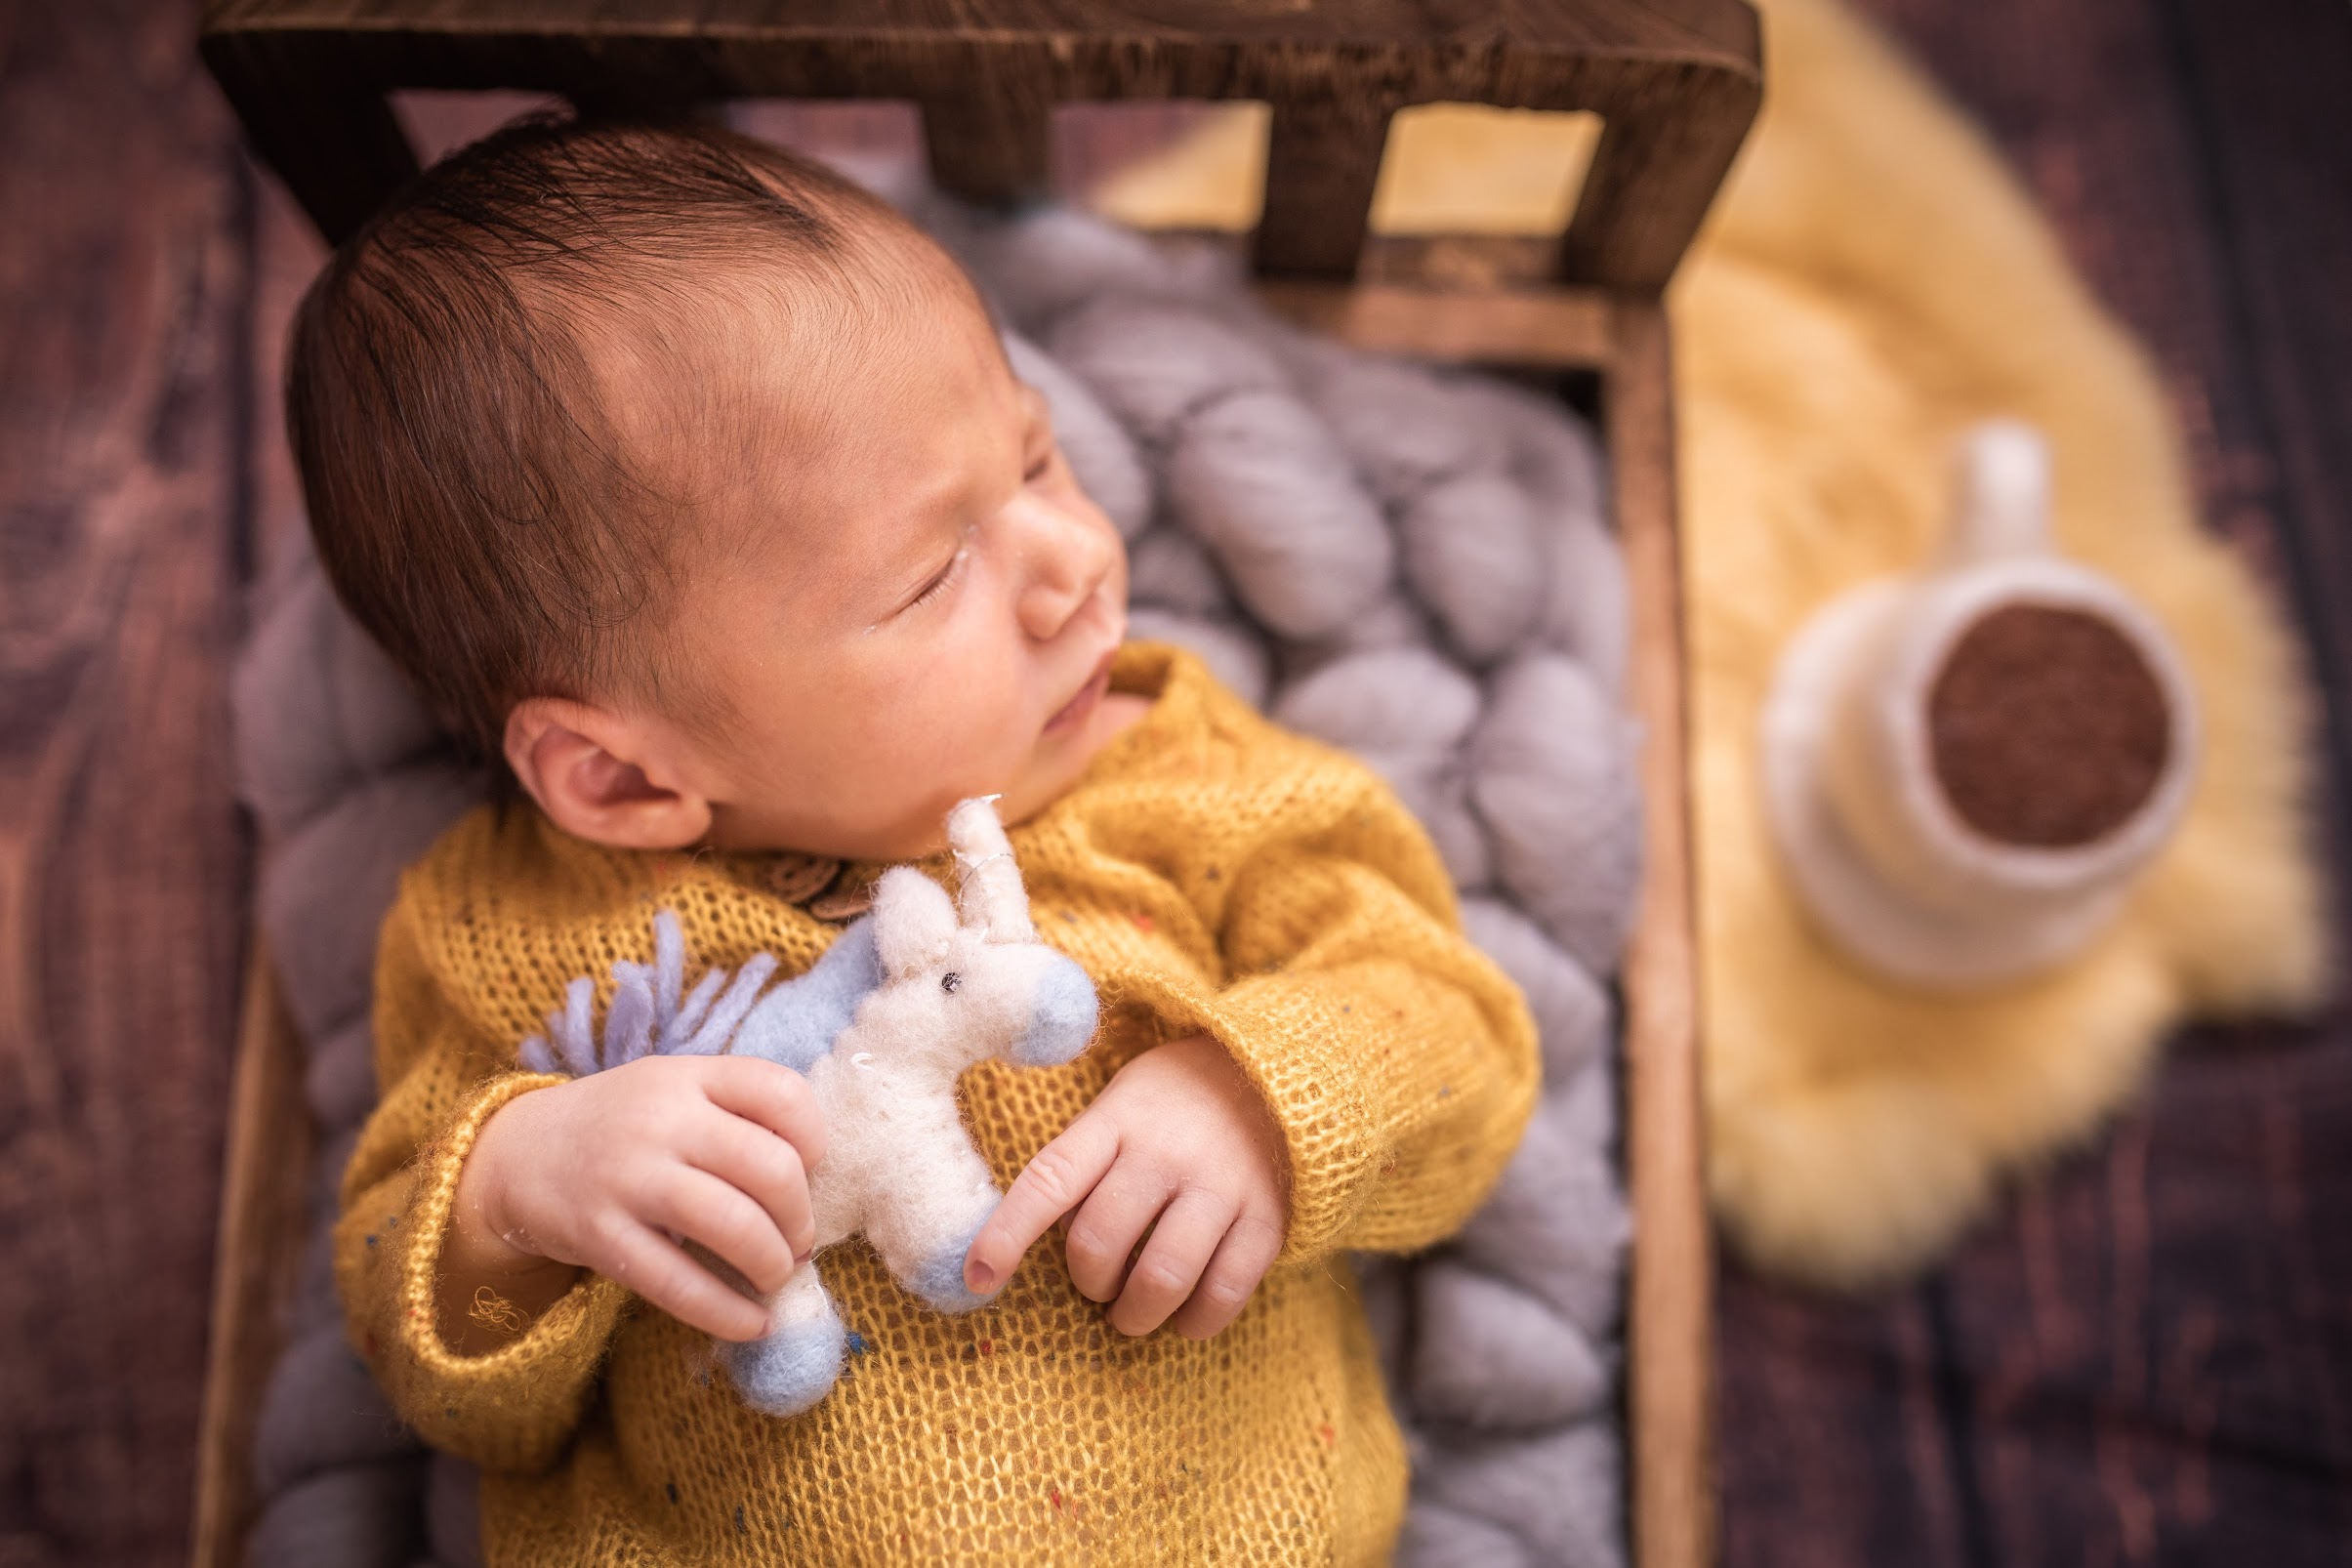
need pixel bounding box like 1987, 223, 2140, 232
198, 0, 1760, 289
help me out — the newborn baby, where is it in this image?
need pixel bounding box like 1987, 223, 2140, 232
299, 114, 1538, 1565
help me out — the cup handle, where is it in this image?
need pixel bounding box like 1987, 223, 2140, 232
1939, 419, 2050, 567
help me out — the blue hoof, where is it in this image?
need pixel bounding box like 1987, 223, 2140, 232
903, 1212, 1001, 1314
723, 1314, 846, 1418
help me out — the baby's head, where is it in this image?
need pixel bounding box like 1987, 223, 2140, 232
290, 116, 1129, 860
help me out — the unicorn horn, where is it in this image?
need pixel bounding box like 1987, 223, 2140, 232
946, 795, 1036, 942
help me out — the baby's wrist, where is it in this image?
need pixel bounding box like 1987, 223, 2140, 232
435, 1103, 582, 1353
450, 1102, 565, 1278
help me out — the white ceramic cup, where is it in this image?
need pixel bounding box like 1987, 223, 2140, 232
1761, 421, 2199, 990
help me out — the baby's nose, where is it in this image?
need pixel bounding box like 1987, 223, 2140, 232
1013, 499, 1116, 641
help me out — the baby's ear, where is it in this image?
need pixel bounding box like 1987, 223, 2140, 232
505, 696, 712, 850
872, 868, 960, 981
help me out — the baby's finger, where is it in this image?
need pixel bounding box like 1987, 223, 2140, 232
964, 1112, 1119, 1296
1169, 1208, 1285, 1341
1107, 1187, 1234, 1338
688, 1110, 816, 1262
640, 1166, 796, 1300
694, 1055, 827, 1171
1064, 1161, 1176, 1303
589, 1217, 769, 1341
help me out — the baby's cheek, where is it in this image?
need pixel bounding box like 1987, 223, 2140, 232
897, 640, 1030, 766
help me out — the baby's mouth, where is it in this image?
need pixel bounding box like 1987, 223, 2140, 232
1044, 647, 1117, 733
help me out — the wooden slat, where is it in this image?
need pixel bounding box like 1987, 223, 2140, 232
1610, 297, 1714, 1568
1553, 56, 1762, 291
1255, 279, 1614, 368
920, 58, 1053, 206
199, 28, 419, 251
189, 949, 313, 1568
1253, 95, 1399, 281
202, 0, 1760, 58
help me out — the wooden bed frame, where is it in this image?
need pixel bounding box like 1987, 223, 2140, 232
191, 5, 1762, 1564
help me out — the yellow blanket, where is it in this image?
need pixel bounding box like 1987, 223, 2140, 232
1093, 0, 2329, 1288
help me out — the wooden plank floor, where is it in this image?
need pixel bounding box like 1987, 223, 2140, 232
0, 2, 2345, 1565
1718, 2, 2352, 1565
0, 3, 256, 1566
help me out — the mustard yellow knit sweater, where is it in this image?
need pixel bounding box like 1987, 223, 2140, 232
336, 640, 1541, 1566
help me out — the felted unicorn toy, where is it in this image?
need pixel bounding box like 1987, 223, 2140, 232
518, 795, 1099, 1417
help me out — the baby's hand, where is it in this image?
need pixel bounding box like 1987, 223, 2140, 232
963, 1034, 1288, 1340
444, 1055, 825, 1346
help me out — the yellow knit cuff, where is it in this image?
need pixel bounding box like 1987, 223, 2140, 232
368, 1070, 633, 1469
1196, 976, 1378, 1267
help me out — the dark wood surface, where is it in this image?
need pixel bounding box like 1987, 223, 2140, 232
1717, 2, 2352, 1565
1, 1, 2348, 1565
0, 4, 255, 1567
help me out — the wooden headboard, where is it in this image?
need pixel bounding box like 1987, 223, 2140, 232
200, 0, 1760, 290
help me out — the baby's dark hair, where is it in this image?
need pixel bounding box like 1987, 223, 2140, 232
287, 113, 935, 766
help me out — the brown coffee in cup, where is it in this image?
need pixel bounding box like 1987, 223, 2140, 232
1926, 603, 2170, 850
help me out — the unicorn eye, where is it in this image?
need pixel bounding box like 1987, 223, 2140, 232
941, 971, 961, 994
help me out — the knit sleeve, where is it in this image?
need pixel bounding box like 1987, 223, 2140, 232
1119, 768, 1544, 1268
332, 896, 632, 1473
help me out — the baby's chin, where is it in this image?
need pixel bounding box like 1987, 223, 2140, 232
857, 692, 1145, 857
705, 760, 1091, 865
1012, 682, 1152, 812
707, 660, 1142, 860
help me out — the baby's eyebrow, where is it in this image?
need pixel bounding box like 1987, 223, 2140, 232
837, 380, 1026, 612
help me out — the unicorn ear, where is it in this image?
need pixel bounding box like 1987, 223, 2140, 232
872, 867, 961, 980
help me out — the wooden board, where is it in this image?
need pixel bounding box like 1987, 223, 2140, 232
1609, 299, 1714, 1568
1256, 280, 1615, 368
189, 951, 311, 1568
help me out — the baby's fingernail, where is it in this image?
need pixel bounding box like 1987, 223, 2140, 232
966, 1260, 997, 1292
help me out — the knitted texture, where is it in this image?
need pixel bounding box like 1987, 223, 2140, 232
334, 640, 1542, 1565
